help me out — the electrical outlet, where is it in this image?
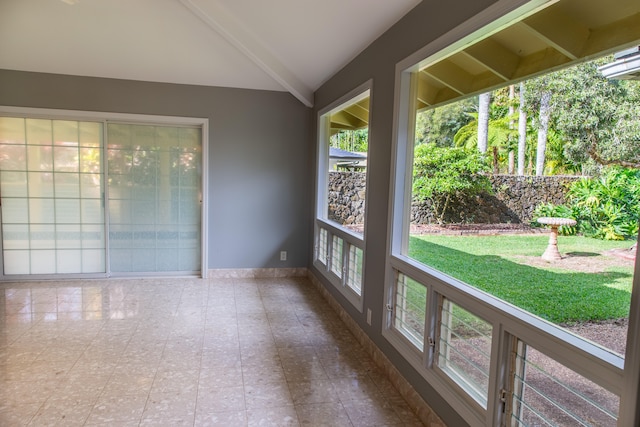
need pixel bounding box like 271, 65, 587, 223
367, 308, 372, 325
280, 251, 287, 261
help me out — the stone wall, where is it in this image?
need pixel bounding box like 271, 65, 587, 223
328, 172, 582, 225
328, 171, 367, 225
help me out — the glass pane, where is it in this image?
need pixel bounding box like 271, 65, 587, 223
30, 224, 56, 249
80, 174, 102, 198
28, 172, 54, 198
511, 341, 619, 426
393, 273, 426, 349
82, 249, 105, 273
53, 121, 79, 147
54, 173, 80, 198
4, 250, 29, 274
30, 250, 56, 274
29, 198, 55, 223
0, 117, 26, 144
56, 224, 82, 249
53, 147, 79, 172
3, 198, 29, 223
27, 146, 53, 171
81, 199, 103, 224
82, 224, 105, 249
57, 250, 82, 273
80, 148, 101, 173
317, 227, 328, 265
26, 119, 52, 146
1, 171, 27, 197
2, 224, 29, 249
0, 144, 27, 170
438, 300, 492, 407
346, 244, 363, 295
331, 236, 343, 277
55, 199, 81, 224
79, 122, 102, 148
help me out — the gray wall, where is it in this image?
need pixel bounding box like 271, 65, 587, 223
312, 1, 499, 426
0, 69, 312, 269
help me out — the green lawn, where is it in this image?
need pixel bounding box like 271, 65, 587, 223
409, 234, 635, 324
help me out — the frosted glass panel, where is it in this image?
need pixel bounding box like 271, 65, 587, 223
31, 250, 56, 274
2, 198, 29, 223
4, 250, 29, 274
28, 172, 54, 198
54, 173, 80, 197
53, 121, 79, 146
82, 249, 105, 273
26, 119, 52, 146
1, 171, 27, 197
3, 224, 29, 249
57, 250, 82, 273
56, 224, 82, 249
55, 199, 81, 223
107, 123, 201, 274
0, 117, 26, 144
0, 145, 26, 170
0, 117, 105, 275
30, 224, 56, 249
27, 146, 53, 171
79, 122, 101, 148
81, 199, 103, 223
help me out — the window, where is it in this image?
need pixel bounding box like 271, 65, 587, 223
384, 0, 640, 425
314, 83, 371, 309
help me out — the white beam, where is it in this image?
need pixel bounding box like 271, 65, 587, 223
178, 0, 314, 107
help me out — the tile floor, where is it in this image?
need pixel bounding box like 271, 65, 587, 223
0, 276, 425, 426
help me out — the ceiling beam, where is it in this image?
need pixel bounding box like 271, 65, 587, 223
178, 0, 314, 107
520, 8, 590, 60
462, 38, 520, 80
330, 111, 367, 129
423, 61, 473, 95
583, 13, 640, 58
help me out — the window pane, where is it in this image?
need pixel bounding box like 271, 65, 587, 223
393, 273, 426, 349
438, 300, 492, 407
317, 227, 328, 265
331, 235, 343, 278
346, 244, 363, 295
511, 341, 619, 426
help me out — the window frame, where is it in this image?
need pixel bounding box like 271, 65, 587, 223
314, 81, 372, 311
382, 0, 640, 425
0, 106, 209, 279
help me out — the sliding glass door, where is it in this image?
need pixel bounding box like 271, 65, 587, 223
0, 115, 203, 277
107, 123, 202, 274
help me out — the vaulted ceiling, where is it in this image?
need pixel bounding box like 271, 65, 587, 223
0, 0, 420, 107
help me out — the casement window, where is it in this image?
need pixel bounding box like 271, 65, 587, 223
384, 0, 640, 425
0, 108, 207, 278
314, 82, 371, 309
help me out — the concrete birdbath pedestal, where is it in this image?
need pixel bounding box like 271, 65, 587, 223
537, 217, 577, 261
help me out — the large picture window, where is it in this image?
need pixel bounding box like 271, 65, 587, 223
385, 0, 640, 425
314, 83, 371, 309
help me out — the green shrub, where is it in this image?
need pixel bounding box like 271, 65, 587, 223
533, 166, 640, 240
412, 143, 491, 224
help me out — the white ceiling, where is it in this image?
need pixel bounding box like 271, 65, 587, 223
0, 0, 421, 107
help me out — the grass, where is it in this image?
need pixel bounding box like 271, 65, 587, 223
408, 234, 635, 324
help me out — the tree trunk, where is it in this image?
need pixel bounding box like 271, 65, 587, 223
536, 91, 551, 176
478, 92, 490, 154
517, 82, 527, 176
508, 85, 515, 174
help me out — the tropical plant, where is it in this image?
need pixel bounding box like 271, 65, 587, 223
412, 143, 492, 224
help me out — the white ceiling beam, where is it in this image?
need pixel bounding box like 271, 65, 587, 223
178, 0, 314, 107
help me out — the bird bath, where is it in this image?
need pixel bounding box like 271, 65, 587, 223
537, 217, 577, 261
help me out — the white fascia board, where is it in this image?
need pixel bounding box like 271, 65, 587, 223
178, 0, 314, 107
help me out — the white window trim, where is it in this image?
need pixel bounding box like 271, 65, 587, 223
383, 0, 640, 425
314, 80, 372, 312
0, 106, 209, 279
